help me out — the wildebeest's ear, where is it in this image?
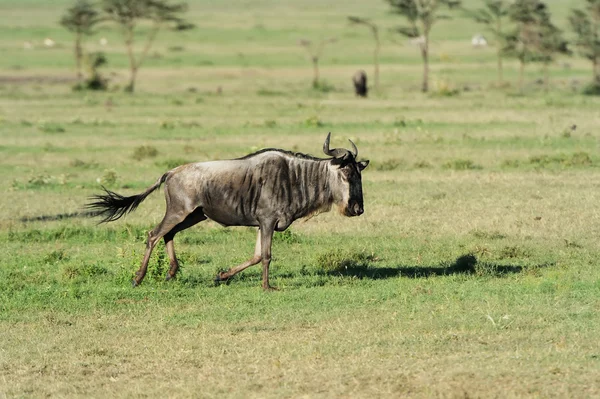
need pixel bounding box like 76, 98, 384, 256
358, 160, 369, 171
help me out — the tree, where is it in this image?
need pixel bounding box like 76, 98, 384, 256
60, 0, 102, 84
537, 12, 570, 92
348, 16, 381, 91
569, 0, 600, 89
102, 0, 191, 92
504, 0, 543, 92
466, 0, 510, 85
298, 38, 337, 88
505, 0, 569, 93
386, 0, 461, 93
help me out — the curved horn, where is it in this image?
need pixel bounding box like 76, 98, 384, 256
323, 132, 333, 156
348, 139, 358, 158
323, 132, 349, 159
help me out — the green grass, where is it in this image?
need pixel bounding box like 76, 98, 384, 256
1, 0, 600, 398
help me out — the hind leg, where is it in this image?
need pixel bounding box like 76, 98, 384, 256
164, 208, 207, 281
133, 212, 188, 286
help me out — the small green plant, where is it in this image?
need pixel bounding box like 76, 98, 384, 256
529, 152, 593, 168
442, 159, 482, 170
132, 145, 159, 161
37, 122, 65, 133
147, 243, 170, 282
26, 174, 67, 188
98, 169, 118, 187
413, 160, 433, 169
70, 158, 98, 169
257, 88, 285, 96
501, 159, 521, 168
432, 79, 460, 97
393, 117, 407, 127
312, 80, 336, 92
498, 245, 531, 259
62, 262, 108, 280
273, 229, 303, 244
156, 158, 189, 170
471, 230, 507, 240
72, 52, 109, 91
316, 249, 374, 273
373, 159, 405, 171
303, 115, 325, 127
43, 249, 69, 264
582, 83, 600, 96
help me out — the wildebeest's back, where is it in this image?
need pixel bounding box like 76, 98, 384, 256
166, 151, 331, 229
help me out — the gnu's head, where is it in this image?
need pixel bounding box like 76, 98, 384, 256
323, 132, 369, 217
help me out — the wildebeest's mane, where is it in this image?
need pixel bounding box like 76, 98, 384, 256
237, 148, 327, 162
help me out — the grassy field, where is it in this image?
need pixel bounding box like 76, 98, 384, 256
1, 0, 600, 398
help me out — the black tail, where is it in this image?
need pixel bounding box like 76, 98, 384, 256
85, 173, 168, 223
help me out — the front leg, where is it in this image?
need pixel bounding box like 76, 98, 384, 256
215, 230, 261, 283
260, 223, 276, 291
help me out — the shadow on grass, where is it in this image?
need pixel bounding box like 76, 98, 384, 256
323, 254, 546, 279
181, 254, 552, 288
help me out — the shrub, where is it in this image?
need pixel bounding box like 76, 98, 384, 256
273, 229, 303, 244
312, 80, 335, 93
70, 159, 98, 169
373, 159, 405, 171
132, 145, 158, 161
529, 152, 593, 168
316, 249, 374, 273
43, 249, 69, 264
37, 122, 65, 133
97, 169, 118, 187
62, 262, 108, 280
413, 160, 433, 169
443, 159, 482, 170
582, 82, 600, 96
156, 158, 189, 170
303, 115, 325, 127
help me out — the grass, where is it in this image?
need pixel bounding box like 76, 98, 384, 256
1, 0, 600, 398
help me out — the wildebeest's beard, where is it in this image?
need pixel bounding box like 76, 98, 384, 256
347, 175, 364, 216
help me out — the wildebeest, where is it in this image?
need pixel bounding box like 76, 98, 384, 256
87, 133, 369, 290
352, 70, 368, 97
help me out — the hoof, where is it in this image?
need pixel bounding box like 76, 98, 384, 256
214, 271, 230, 286
165, 274, 173, 282
131, 279, 138, 288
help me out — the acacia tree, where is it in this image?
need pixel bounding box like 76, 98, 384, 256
537, 12, 569, 92
569, 0, 600, 89
504, 0, 542, 93
60, 0, 102, 84
298, 38, 337, 88
466, 0, 510, 85
386, 0, 461, 93
505, 0, 568, 93
348, 16, 381, 91
102, 0, 191, 92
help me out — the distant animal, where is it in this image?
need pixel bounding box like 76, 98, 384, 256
43, 38, 55, 48
87, 133, 369, 290
352, 70, 368, 97
471, 34, 487, 48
